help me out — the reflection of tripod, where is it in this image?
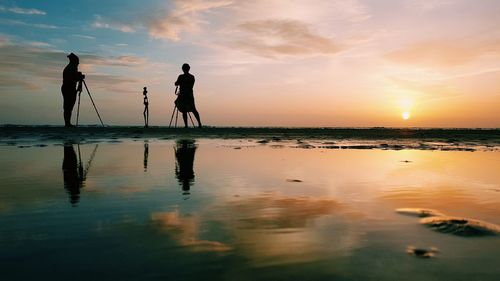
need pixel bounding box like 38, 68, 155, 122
76, 80, 105, 127
168, 86, 196, 128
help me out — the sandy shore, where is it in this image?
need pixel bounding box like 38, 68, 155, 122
1, 125, 499, 151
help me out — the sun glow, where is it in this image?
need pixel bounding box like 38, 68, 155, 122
402, 111, 411, 120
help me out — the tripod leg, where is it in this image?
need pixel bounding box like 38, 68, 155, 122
82, 80, 105, 127
175, 108, 179, 128
76, 90, 82, 127
188, 112, 195, 128
168, 106, 177, 128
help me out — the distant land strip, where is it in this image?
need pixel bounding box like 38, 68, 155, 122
1, 125, 499, 141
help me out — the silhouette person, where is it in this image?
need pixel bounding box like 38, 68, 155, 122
144, 141, 149, 172
174, 64, 202, 128
62, 143, 83, 205
61, 53, 85, 127
174, 139, 197, 195
143, 87, 149, 128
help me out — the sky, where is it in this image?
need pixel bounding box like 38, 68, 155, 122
0, 0, 499, 127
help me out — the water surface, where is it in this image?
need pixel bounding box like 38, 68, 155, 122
1, 139, 499, 280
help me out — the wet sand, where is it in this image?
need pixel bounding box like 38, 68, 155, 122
1, 125, 499, 151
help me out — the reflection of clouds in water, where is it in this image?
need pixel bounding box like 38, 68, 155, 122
220, 193, 341, 229
381, 186, 500, 217
210, 194, 362, 265
151, 210, 231, 253
152, 193, 363, 265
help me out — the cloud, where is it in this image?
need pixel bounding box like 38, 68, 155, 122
0, 39, 147, 94
72, 34, 96, 40
0, 6, 46, 15
92, 15, 135, 33
230, 19, 341, 58
385, 40, 500, 68
148, 0, 232, 41
83, 55, 148, 67
0, 19, 58, 29
29, 41, 53, 48
406, 0, 454, 11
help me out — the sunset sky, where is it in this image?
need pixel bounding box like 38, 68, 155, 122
0, 0, 499, 127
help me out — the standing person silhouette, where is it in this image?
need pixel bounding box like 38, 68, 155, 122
174, 63, 202, 128
143, 87, 149, 128
61, 53, 84, 127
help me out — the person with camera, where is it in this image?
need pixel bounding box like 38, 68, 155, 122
61, 53, 85, 127
174, 63, 202, 128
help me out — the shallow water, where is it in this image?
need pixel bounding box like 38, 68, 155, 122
1, 139, 499, 281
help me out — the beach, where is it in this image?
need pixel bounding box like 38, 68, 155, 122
2, 126, 499, 151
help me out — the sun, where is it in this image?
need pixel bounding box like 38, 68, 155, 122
402, 111, 411, 120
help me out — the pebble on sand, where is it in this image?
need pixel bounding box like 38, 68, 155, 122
406, 246, 438, 258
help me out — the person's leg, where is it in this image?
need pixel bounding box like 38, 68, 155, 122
146, 107, 149, 127
63, 89, 77, 127
143, 107, 147, 127
182, 112, 188, 128
192, 110, 202, 128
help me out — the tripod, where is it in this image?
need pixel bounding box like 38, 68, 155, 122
168, 86, 196, 128
76, 80, 105, 127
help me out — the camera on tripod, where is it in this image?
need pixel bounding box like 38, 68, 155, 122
78, 72, 85, 81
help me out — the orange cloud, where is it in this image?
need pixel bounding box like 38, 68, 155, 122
148, 0, 232, 41
231, 19, 341, 58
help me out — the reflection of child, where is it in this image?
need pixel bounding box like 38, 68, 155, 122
143, 87, 149, 128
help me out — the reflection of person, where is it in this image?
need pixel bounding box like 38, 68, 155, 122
143, 87, 149, 128
61, 53, 85, 127
143, 141, 149, 172
174, 64, 202, 128
62, 144, 83, 205
174, 139, 197, 195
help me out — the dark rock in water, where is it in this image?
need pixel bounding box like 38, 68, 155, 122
406, 246, 438, 258
396, 208, 445, 218
270, 145, 285, 149
320, 145, 341, 149
400, 160, 413, 163
420, 216, 500, 236
343, 145, 377, 150
233, 147, 242, 149
286, 179, 303, 183
256, 139, 269, 144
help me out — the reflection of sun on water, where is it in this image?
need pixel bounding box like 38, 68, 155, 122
402, 111, 410, 120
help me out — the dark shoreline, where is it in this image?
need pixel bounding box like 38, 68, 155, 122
1, 125, 499, 141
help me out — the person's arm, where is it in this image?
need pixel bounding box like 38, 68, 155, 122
71, 65, 84, 83
174, 75, 181, 86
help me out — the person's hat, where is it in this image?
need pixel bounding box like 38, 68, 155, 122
67, 53, 79, 63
